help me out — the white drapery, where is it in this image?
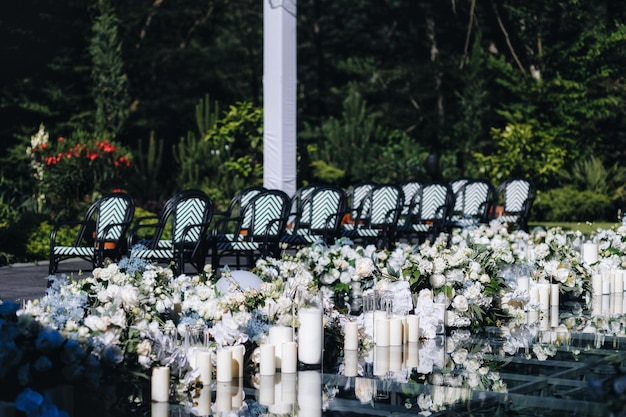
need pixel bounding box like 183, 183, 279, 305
263, 0, 297, 197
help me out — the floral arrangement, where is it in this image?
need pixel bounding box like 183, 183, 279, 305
9, 220, 626, 416
26, 124, 132, 217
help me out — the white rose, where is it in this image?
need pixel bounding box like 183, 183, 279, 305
136, 339, 152, 356
355, 257, 375, 278
452, 295, 469, 313
429, 274, 446, 289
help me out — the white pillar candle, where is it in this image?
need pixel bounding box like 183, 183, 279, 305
151, 366, 170, 402
194, 386, 211, 416
602, 273, 611, 295
343, 321, 359, 351
281, 342, 298, 373
613, 269, 625, 293
517, 275, 529, 292
529, 285, 539, 303
550, 284, 560, 306
389, 346, 403, 372
228, 345, 245, 378
373, 346, 389, 376
592, 274, 603, 296
613, 293, 624, 315
374, 318, 390, 346
216, 349, 233, 382
260, 343, 276, 376
196, 350, 212, 386
269, 325, 293, 369
528, 307, 539, 325
389, 317, 404, 346
537, 283, 550, 310
298, 307, 324, 366
406, 315, 420, 343
216, 381, 233, 412
343, 349, 358, 377
582, 242, 598, 265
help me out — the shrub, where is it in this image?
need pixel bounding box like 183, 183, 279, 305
533, 186, 613, 222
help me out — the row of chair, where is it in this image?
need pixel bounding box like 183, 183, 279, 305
48, 177, 536, 275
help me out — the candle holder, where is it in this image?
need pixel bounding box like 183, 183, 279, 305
296, 292, 324, 370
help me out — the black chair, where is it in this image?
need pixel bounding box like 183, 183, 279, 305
127, 189, 214, 274
49, 192, 135, 274
280, 185, 347, 248
492, 177, 536, 231
396, 181, 454, 244
448, 179, 496, 229
211, 189, 291, 270
341, 183, 404, 249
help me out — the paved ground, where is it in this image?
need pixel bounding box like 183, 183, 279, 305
0, 255, 251, 303
0, 258, 94, 303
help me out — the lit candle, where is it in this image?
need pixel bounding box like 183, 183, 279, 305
281, 342, 298, 373
343, 321, 359, 351
260, 343, 276, 376
298, 307, 324, 366
389, 317, 404, 346
269, 325, 293, 369
216, 349, 233, 382
406, 315, 420, 343
374, 318, 390, 346
151, 366, 170, 402
196, 350, 212, 386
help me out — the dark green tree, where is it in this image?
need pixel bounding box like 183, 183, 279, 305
90, 0, 130, 139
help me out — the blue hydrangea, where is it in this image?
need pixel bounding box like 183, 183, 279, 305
244, 310, 270, 342
35, 329, 64, 353
118, 248, 149, 276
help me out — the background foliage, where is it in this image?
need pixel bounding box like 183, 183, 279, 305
2, 0, 626, 262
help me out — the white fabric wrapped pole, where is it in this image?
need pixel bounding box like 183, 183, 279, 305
263, 0, 297, 196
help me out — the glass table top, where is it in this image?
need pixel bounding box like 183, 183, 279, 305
143, 331, 626, 417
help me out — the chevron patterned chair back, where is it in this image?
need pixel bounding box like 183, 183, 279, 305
211, 189, 290, 270
49, 192, 135, 274
494, 177, 536, 231
281, 185, 347, 247
398, 181, 422, 218
448, 179, 496, 228
128, 189, 214, 274
450, 177, 471, 212
396, 181, 454, 244
341, 183, 403, 248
